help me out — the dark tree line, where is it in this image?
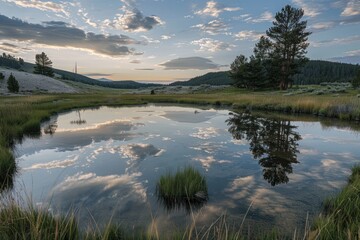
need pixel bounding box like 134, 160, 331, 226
230, 5, 311, 90
0, 53, 24, 69
293, 60, 360, 85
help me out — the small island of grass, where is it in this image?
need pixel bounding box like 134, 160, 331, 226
156, 166, 209, 212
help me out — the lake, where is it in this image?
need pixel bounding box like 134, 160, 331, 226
8, 105, 360, 235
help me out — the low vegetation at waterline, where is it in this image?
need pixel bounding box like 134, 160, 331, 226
0, 147, 15, 192
311, 165, 360, 239
1, 166, 360, 239
156, 167, 208, 212
0, 202, 79, 240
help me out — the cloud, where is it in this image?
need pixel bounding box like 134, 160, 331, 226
120, 143, 164, 171
292, 0, 320, 18
5, 0, 69, 17
0, 14, 142, 57
136, 68, 154, 70
244, 11, 273, 23
77, 7, 98, 28
192, 20, 229, 35
340, 15, 360, 24
159, 57, 223, 70
130, 59, 141, 64
191, 38, 235, 52
341, 0, 360, 16
191, 127, 220, 139
309, 22, 336, 31
52, 171, 147, 201
141, 35, 160, 44
234, 30, 264, 41
161, 35, 172, 40
0, 42, 31, 53
120, 143, 163, 161
345, 49, 360, 56
311, 35, 360, 47
328, 48, 360, 64
195, 1, 241, 17
111, 0, 164, 32
25, 155, 78, 170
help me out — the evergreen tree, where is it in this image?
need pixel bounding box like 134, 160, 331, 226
266, 5, 311, 90
7, 73, 19, 93
230, 55, 268, 90
230, 5, 311, 90
34, 52, 54, 77
0, 72, 4, 80
230, 55, 248, 88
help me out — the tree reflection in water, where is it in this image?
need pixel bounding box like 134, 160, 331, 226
70, 110, 86, 125
227, 111, 302, 186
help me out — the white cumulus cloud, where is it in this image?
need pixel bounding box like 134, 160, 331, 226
191, 38, 235, 52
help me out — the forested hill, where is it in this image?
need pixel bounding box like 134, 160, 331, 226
170, 71, 232, 86
293, 60, 359, 85
171, 60, 359, 86
0, 55, 161, 89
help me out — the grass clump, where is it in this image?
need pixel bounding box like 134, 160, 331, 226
156, 166, 208, 212
0, 203, 79, 240
311, 165, 360, 239
0, 146, 16, 192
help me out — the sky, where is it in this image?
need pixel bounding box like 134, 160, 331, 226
0, 0, 359, 82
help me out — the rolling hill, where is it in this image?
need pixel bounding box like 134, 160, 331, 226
0, 56, 161, 89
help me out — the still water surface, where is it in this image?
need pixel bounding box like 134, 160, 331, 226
12, 105, 360, 233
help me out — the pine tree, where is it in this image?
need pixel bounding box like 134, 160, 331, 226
229, 55, 248, 88
7, 73, 19, 93
266, 5, 311, 90
33, 52, 54, 77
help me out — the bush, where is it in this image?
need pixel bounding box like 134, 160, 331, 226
7, 73, 19, 93
0, 72, 4, 80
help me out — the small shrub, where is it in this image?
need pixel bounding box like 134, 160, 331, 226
7, 73, 19, 93
0, 72, 4, 80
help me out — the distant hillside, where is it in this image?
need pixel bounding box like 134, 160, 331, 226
293, 60, 360, 85
0, 55, 160, 89
170, 61, 359, 86
21, 62, 161, 89
170, 71, 232, 86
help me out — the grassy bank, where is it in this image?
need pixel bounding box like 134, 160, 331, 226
310, 166, 360, 239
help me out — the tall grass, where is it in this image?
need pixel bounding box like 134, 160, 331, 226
311, 165, 360, 239
0, 146, 15, 192
0, 202, 79, 240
